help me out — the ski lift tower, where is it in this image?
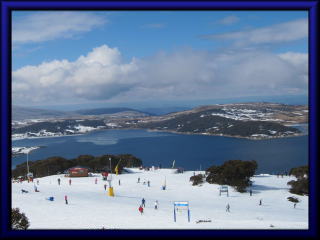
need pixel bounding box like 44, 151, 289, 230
26, 152, 33, 181
108, 157, 114, 196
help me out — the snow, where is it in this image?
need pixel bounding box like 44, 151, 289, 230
106, 123, 119, 128
74, 125, 96, 133
12, 146, 40, 155
12, 169, 308, 229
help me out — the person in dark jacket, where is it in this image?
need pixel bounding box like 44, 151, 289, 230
226, 203, 230, 212
65, 195, 68, 204
104, 184, 107, 191
250, 189, 252, 196
58, 178, 61, 185
142, 198, 146, 207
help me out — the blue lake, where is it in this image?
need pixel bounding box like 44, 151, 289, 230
12, 129, 308, 174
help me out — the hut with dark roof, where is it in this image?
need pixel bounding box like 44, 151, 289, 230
68, 166, 89, 177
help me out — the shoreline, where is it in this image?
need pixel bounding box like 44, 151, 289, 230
12, 126, 308, 142
144, 128, 307, 140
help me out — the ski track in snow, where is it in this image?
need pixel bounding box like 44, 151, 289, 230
12, 169, 308, 229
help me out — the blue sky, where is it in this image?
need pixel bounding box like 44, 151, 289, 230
12, 10, 308, 109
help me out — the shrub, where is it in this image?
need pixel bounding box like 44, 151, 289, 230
206, 160, 257, 192
11, 208, 30, 230
287, 178, 308, 195
190, 174, 204, 186
287, 165, 308, 196
289, 166, 308, 179
287, 196, 299, 203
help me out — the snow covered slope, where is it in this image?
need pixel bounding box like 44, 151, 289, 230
12, 168, 308, 229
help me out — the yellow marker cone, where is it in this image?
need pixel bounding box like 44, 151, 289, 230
108, 187, 114, 197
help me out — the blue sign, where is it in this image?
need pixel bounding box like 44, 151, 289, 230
174, 201, 190, 222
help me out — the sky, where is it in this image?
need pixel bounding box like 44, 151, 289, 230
12, 11, 308, 110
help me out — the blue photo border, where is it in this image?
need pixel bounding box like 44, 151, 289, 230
1, 1, 318, 238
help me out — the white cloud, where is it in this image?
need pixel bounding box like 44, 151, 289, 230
13, 45, 138, 103
203, 18, 307, 46
278, 52, 308, 68
12, 45, 308, 105
217, 15, 239, 25
13, 11, 106, 44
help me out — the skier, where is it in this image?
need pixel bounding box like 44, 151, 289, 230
37, 179, 39, 185
21, 189, 28, 193
139, 205, 144, 215
249, 189, 252, 196
259, 199, 262, 206
57, 178, 61, 185
226, 203, 230, 212
46, 196, 54, 201
154, 200, 158, 210
69, 179, 72, 186
137, 177, 140, 183
104, 184, 107, 191
147, 180, 150, 187
294, 203, 297, 208
95, 178, 98, 184
118, 179, 121, 186
142, 198, 146, 207
65, 195, 68, 205
34, 185, 39, 192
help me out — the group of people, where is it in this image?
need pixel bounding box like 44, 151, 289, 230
137, 177, 151, 187
225, 199, 263, 212
138, 198, 159, 215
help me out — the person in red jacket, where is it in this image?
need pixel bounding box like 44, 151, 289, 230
139, 205, 143, 215
65, 195, 68, 205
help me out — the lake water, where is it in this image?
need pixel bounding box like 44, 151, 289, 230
12, 129, 308, 174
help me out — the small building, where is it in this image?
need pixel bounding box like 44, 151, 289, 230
68, 166, 89, 177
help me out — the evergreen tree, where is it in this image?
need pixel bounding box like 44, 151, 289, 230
206, 160, 257, 192
287, 165, 308, 195
11, 208, 30, 230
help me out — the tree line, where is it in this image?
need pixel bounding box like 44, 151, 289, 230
12, 154, 142, 178
190, 160, 308, 196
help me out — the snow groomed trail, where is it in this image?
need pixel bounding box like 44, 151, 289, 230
12, 168, 308, 229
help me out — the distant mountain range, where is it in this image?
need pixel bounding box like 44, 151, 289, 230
140, 107, 190, 116
12, 106, 75, 121
12, 105, 192, 121
12, 103, 308, 140
12, 106, 152, 121
74, 107, 150, 116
